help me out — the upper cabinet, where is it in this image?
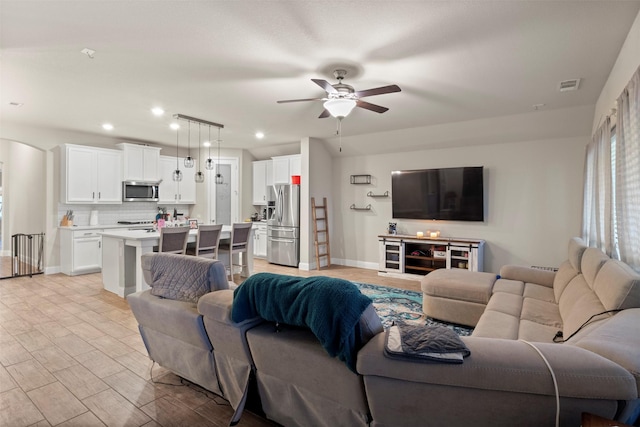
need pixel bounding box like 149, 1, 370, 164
252, 160, 273, 205
158, 155, 197, 204
62, 144, 122, 204
272, 154, 301, 185
117, 143, 161, 182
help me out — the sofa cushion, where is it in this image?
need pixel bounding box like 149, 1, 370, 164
127, 290, 212, 350
568, 237, 587, 272
523, 283, 556, 303
422, 269, 497, 304
520, 298, 562, 330
581, 248, 610, 289
472, 310, 519, 339
492, 278, 524, 296
485, 292, 523, 317
142, 253, 228, 303
562, 290, 606, 338
593, 259, 640, 311
553, 260, 579, 302
518, 319, 561, 342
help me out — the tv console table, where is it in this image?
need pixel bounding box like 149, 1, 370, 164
378, 234, 485, 280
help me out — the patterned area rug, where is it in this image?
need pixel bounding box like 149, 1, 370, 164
353, 282, 473, 337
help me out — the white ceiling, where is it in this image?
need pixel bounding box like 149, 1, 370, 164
2, 1, 639, 155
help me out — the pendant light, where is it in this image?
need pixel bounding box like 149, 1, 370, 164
205, 126, 214, 170
184, 121, 194, 168
195, 123, 205, 183
215, 127, 224, 185
172, 124, 183, 181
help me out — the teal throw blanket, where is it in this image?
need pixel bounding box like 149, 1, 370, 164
232, 273, 373, 372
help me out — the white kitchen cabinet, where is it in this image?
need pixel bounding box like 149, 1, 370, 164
253, 223, 267, 258
252, 160, 273, 205
60, 229, 103, 275
118, 143, 161, 181
63, 144, 122, 204
159, 155, 197, 204
272, 154, 301, 184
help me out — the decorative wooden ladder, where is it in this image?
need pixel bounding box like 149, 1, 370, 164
311, 197, 331, 270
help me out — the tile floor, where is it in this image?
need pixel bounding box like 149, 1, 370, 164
0, 259, 419, 426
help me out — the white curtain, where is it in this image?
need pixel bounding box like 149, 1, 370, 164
583, 65, 640, 271
614, 67, 640, 270
582, 117, 613, 254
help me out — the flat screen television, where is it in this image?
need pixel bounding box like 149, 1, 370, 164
391, 166, 484, 221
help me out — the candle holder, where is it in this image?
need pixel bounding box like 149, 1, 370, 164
427, 230, 441, 239
416, 231, 424, 238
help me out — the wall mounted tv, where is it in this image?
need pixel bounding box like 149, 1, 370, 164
391, 166, 484, 221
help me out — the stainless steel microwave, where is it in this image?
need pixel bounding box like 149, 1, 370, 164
122, 181, 159, 202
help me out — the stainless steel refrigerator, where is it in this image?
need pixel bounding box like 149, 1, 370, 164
267, 184, 300, 267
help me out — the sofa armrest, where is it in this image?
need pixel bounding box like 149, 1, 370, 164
499, 265, 556, 288
197, 290, 261, 328
357, 334, 637, 401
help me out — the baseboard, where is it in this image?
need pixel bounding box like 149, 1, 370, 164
331, 258, 378, 270
45, 266, 61, 275
298, 262, 312, 271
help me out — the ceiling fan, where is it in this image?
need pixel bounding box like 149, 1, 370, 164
277, 69, 401, 119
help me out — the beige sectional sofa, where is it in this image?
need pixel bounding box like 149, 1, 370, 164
128, 240, 640, 427
368, 237, 640, 425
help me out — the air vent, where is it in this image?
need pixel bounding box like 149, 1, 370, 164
558, 79, 581, 92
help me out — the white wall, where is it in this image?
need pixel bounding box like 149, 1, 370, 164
0, 140, 46, 257
300, 137, 333, 270
331, 135, 587, 274
593, 9, 640, 133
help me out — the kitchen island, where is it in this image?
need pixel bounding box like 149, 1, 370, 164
100, 226, 253, 297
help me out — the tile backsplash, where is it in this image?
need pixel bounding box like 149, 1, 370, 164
58, 203, 191, 226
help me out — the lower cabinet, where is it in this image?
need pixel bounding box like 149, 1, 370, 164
60, 229, 103, 276
253, 223, 267, 258
378, 235, 484, 279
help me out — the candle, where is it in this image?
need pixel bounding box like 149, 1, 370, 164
416, 231, 424, 238
429, 231, 439, 238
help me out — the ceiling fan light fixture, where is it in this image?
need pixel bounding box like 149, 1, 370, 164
324, 98, 356, 118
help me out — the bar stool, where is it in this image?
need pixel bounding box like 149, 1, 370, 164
218, 222, 253, 280
186, 224, 223, 259
156, 227, 190, 255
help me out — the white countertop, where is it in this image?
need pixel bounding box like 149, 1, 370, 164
59, 223, 153, 231
100, 225, 232, 241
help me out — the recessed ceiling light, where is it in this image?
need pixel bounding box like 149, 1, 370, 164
170, 122, 180, 130
102, 123, 114, 131
255, 131, 265, 139
203, 141, 211, 147
151, 107, 165, 116
9, 102, 24, 107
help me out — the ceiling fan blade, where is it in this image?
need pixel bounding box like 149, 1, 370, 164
277, 97, 325, 104
318, 109, 331, 119
312, 79, 338, 94
356, 100, 389, 113
355, 84, 401, 98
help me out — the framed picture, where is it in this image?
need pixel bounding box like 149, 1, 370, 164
189, 219, 198, 229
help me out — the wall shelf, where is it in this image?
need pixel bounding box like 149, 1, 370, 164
350, 174, 371, 185
367, 191, 389, 198
350, 204, 372, 211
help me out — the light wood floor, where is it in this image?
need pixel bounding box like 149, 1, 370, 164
0, 259, 420, 427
